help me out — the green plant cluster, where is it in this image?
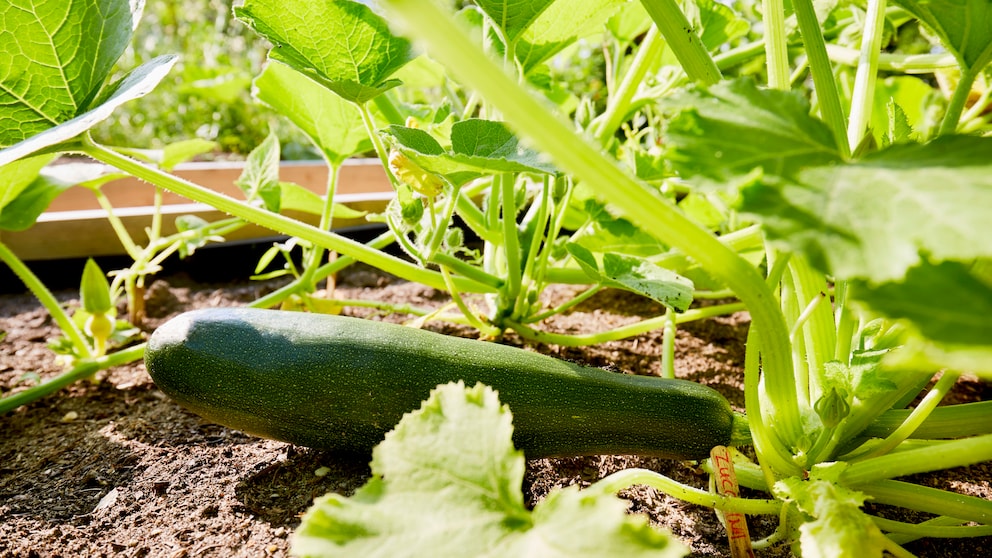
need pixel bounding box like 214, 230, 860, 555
2, 0, 992, 556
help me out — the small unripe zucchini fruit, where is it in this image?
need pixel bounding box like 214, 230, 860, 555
145, 308, 746, 460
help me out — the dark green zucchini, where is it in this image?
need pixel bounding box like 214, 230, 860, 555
145, 308, 747, 460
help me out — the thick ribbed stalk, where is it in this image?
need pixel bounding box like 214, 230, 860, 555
382, 0, 802, 451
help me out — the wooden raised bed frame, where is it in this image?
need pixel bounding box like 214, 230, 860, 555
6, 159, 393, 261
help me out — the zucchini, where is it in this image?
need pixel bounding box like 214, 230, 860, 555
145, 308, 746, 460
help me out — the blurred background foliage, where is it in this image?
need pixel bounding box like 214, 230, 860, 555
90, 0, 613, 162
91, 0, 318, 160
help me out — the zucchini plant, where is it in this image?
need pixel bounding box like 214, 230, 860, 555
364, 0, 992, 555
2, 0, 992, 555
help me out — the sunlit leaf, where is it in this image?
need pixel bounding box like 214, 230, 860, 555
1, 167, 76, 231
475, 0, 556, 44
382, 119, 557, 181
852, 260, 992, 349
235, 0, 413, 104
253, 60, 370, 165
292, 382, 685, 558
893, 0, 992, 71
775, 478, 888, 558
279, 181, 367, 219
567, 243, 694, 312
0, 0, 137, 147
0, 161, 125, 231
237, 133, 282, 212
0, 55, 177, 167
739, 136, 992, 283
160, 139, 218, 170
0, 153, 55, 212
175, 214, 225, 258
693, 0, 750, 51
662, 78, 843, 183
606, 1, 652, 43
569, 198, 667, 257
870, 76, 932, 145
512, 0, 626, 74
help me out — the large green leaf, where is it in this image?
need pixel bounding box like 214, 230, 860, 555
893, 0, 992, 71
0, 0, 136, 147
253, 61, 370, 166
235, 0, 413, 104
739, 136, 992, 283
662, 78, 843, 183
475, 0, 556, 44
0, 55, 177, 167
852, 260, 992, 349
293, 382, 684, 558
512, 0, 626, 74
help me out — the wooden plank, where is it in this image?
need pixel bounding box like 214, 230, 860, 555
45, 159, 390, 211
5, 160, 394, 261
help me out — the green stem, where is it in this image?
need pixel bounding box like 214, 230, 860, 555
499, 173, 522, 309
513, 178, 552, 320
846, 0, 888, 149
431, 252, 505, 290
0, 344, 145, 414
793, 0, 851, 157
829, 372, 935, 461
92, 189, 142, 260
529, 176, 574, 292
887, 516, 990, 544
359, 103, 395, 181
592, 25, 665, 144
787, 257, 836, 404
860, 479, 992, 525
714, 40, 767, 71
874, 516, 992, 539
250, 230, 394, 309
865, 400, 992, 440
438, 265, 501, 338
525, 284, 603, 323
638, 0, 721, 85
0, 241, 92, 358
939, 66, 979, 135
454, 189, 496, 244
744, 326, 803, 478
299, 161, 341, 291
508, 302, 745, 347
592, 468, 782, 515
762, 0, 790, 90
824, 44, 957, 73
839, 433, 992, 485
150, 186, 164, 244
79, 141, 493, 294
423, 183, 462, 261
832, 280, 856, 363
849, 371, 961, 461
372, 92, 406, 126
660, 309, 676, 379
383, 0, 800, 449
315, 297, 437, 317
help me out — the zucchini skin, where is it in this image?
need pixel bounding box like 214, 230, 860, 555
146, 308, 736, 460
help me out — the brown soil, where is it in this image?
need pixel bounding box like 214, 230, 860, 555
1, 263, 989, 557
